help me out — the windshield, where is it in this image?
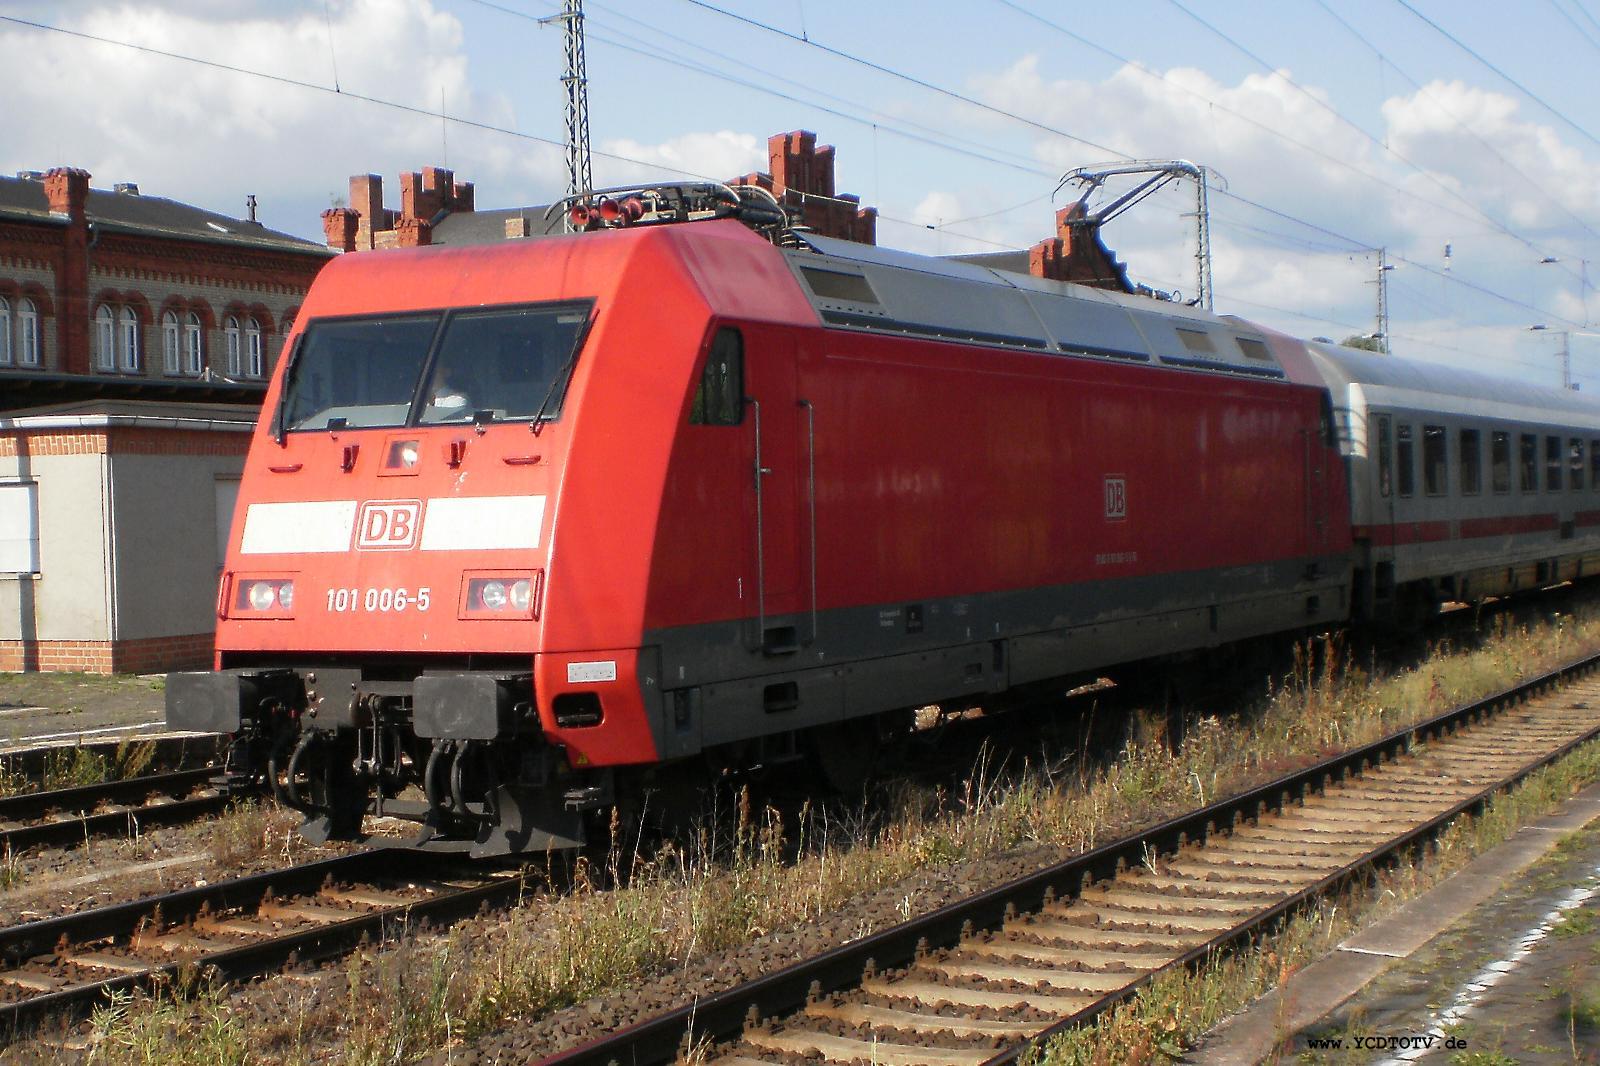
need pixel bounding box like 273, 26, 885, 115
281, 302, 592, 432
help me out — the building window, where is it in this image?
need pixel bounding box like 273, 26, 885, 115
95, 304, 116, 370
17, 298, 39, 367
245, 316, 264, 378
162, 310, 181, 374
0, 482, 39, 574
225, 315, 241, 376
119, 306, 141, 371
0, 296, 10, 366
184, 311, 204, 374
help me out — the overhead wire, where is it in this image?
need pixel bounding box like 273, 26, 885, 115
1309, 0, 1600, 246
675, 0, 1140, 160
990, 0, 1593, 284
5, 7, 1585, 338
462, 0, 1058, 179
1395, 0, 1600, 151
1163, 0, 1594, 286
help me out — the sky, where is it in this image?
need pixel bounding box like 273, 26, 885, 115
3, 0, 1599, 387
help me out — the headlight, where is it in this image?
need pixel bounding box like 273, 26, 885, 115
462, 572, 541, 618
248, 582, 276, 611
478, 580, 509, 610
232, 577, 295, 616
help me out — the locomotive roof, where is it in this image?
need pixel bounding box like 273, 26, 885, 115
786, 232, 1292, 382
1305, 341, 1600, 427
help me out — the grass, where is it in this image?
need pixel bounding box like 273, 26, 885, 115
0, 739, 158, 800
70, 602, 1600, 1064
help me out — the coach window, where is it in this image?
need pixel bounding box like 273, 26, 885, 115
1546, 435, 1564, 491
1459, 429, 1481, 495
1396, 423, 1415, 497
1423, 425, 1447, 496
1571, 438, 1586, 491
1520, 433, 1538, 492
690, 327, 744, 426
1375, 415, 1392, 497
1491, 431, 1511, 493
1592, 440, 1600, 490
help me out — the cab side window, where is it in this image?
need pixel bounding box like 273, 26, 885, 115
689, 327, 744, 426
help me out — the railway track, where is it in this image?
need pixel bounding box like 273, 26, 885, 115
0, 845, 532, 1039
0, 769, 232, 854
545, 652, 1600, 1066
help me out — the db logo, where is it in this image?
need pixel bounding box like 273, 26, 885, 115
356, 500, 422, 550
1103, 476, 1127, 521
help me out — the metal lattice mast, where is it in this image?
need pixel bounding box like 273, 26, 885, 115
560, 0, 592, 200
1377, 247, 1391, 353
1194, 167, 1212, 312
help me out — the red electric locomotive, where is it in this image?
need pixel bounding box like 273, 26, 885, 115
167, 183, 1355, 855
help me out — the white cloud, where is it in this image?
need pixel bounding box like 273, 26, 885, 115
0, 0, 556, 240
1383, 80, 1600, 232
595, 130, 765, 187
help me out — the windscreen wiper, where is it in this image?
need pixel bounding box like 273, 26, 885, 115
531, 309, 598, 436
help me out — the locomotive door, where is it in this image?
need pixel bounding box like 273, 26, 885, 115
742, 325, 805, 654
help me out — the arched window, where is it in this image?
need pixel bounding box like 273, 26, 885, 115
183, 311, 203, 374
119, 306, 141, 371
18, 299, 38, 366
224, 315, 241, 376
161, 310, 181, 374
0, 296, 11, 366
95, 304, 116, 370
245, 316, 263, 378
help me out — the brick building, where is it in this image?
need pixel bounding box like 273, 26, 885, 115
0, 169, 330, 674
0, 168, 329, 404
320, 129, 878, 253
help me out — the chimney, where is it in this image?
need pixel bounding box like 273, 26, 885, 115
321, 207, 358, 253
349, 174, 384, 226
44, 167, 90, 222
395, 216, 432, 248
505, 216, 533, 239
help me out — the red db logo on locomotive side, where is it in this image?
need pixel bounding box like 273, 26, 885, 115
356, 500, 423, 550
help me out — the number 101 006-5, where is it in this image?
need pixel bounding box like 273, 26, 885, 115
326, 587, 432, 613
